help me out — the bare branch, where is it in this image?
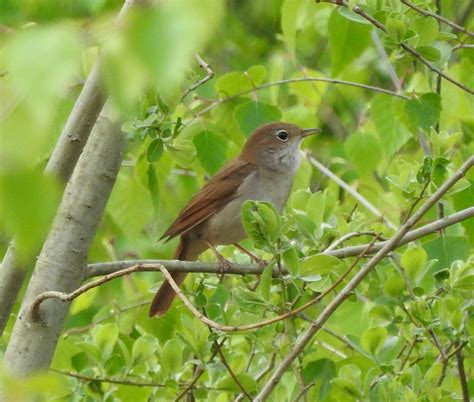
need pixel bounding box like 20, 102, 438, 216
319, 0, 474, 95
455, 343, 470, 402
180, 54, 214, 101
191, 76, 409, 122
324, 231, 381, 252
400, 0, 474, 37
217, 346, 253, 400
85, 206, 474, 278
254, 157, 473, 401
29, 264, 162, 323
50, 368, 166, 388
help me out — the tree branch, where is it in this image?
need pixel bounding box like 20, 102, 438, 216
85, 206, 474, 278
180, 54, 214, 101
455, 343, 470, 402
254, 157, 473, 401
191, 76, 409, 122
320, 0, 474, 95
400, 0, 474, 37
3, 104, 128, 377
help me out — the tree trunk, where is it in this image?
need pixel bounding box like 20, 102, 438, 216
2, 106, 127, 376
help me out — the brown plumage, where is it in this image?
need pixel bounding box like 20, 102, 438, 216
149, 122, 319, 317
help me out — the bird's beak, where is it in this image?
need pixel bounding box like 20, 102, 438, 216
301, 128, 321, 138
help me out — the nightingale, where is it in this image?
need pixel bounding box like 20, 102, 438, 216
149, 122, 320, 317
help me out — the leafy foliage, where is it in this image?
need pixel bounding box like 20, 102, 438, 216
1, 0, 473, 401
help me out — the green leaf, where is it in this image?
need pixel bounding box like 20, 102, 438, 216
216, 65, 267, 97
450, 260, 474, 292
131, 336, 157, 365
161, 338, 184, 375
92, 324, 118, 360
423, 236, 471, 272
234, 101, 282, 136
303, 359, 336, 399
241, 200, 281, 250
401, 246, 427, 281
280, 0, 311, 58
413, 16, 439, 46
331, 378, 363, 400
6, 25, 81, 119
344, 131, 382, 175
192, 130, 228, 174
415, 45, 441, 62
361, 326, 387, 354
383, 274, 405, 297
282, 246, 300, 276
328, 9, 372, 76
216, 373, 257, 393
260, 264, 273, 301
71, 352, 89, 372
247, 65, 267, 86
371, 95, 411, 161
300, 254, 342, 276
0, 170, 61, 261
386, 17, 407, 42
168, 140, 196, 167
146, 138, 164, 163
405, 93, 441, 130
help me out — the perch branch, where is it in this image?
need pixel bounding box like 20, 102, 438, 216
254, 157, 473, 401
85, 206, 474, 278
400, 0, 474, 37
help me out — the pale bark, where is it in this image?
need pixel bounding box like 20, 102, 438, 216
2, 107, 127, 377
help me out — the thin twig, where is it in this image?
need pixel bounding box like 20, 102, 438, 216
190, 76, 409, 122
159, 237, 378, 332
455, 343, 470, 402
403, 180, 431, 223
174, 339, 226, 401
321, 0, 474, 94
349, 5, 474, 94
28, 206, 472, 325
325, 231, 381, 252
181, 54, 214, 101
452, 44, 474, 51
29, 264, 162, 322
400, 0, 474, 37
217, 346, 253, 400
400, 337, 419, 370
294, 381, 317, 402
371, 30, 403, 92
391, 255, 415, 298
50, 368, 166, 387
446, 340, 468, 360
306, 153, 398, 230
254, 157, 474, 401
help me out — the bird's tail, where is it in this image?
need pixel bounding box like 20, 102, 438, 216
149, 236, 204, 317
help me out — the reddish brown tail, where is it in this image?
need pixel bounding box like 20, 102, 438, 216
149, 235, 210, 317
149, 238, 189, 317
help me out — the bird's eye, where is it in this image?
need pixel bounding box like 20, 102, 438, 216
276, 130, 289, 141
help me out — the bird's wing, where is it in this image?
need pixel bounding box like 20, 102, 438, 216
161, 158, 256, 240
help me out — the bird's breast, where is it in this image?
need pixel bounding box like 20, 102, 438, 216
202, 168, 296, 246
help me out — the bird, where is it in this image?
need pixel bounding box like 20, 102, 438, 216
149, 122, 320, 317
